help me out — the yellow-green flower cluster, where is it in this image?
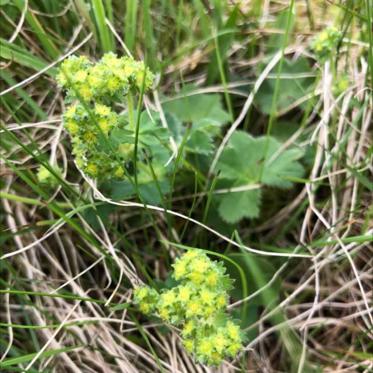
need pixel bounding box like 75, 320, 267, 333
57, 53, 154, 101
57, 53, 154, 179
133, 286, 159, 315
311, 26, 342, 60
133, 250, 243, 366
333, 74, 350, 96
62, 102, 125, 178
181, 320, 243, 365
37, 164, 61, 186
56, 56, 92, 99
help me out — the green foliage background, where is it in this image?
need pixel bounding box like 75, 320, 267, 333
0, 0, 372, 372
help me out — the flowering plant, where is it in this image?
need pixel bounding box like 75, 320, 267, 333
134, 250, 243, 365
57, 53, 154, 180
311, 26, 342, 60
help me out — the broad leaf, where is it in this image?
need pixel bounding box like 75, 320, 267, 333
185, 129, 214, 155
216, 131, 304, 223
217, 187, 262, 223
255, 57, 315, 115
105, 177, 170, 205
160, 87, 231, 156
162, 88, 231, 126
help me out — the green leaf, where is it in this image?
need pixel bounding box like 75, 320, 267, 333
137, 179, 170, 204
163, 88, 231, 126
81, 203, 116, 231
218, 134, 265, 181
160, 89, 230, 159
218, 187, 261, 223
104, 176, 170, 205
255, 57, 315, 114
138, 112, 170, 146
261, 143, 304, 189
185, 129, 214, 155
216, 131, 304, 223
270, 121, 299, 142
110, 127, 134, 146
111, 112, 170, 147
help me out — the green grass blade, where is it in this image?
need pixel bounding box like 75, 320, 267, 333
0, 345, 82, 368
1, 70, 47, 120
0, 39, 57, 75
124, 0, 138, 52
91, 0, 114, 53
13, 0, 60, 59
142, 0, 156, 68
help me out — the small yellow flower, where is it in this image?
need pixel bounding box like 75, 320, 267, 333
56, 71, 67, 86
178, 286, 192, 302
65, 120, 79, 135
76, 156, 84, 168
65, 104, 77, 119
135, 70, 146, 88
113, 67, 125, 78
123, 64, 136, 76
161, 291, 176, 306
191, 258, 210, 273
95, 104, 111, 116
98, 118, 110, 134
189, 271, 203, 284
206, 271, 218, 286
183, 321, 194, 336
135, 287, 148, 299
226, 322, 240, 340
212, 333, 227, 353
107, 77, 120, 92
187, 300, 201, 316
198, 339, 213, 356
159, 307, 170, 320
210, 352, 223, 365
314, 43, 323, 52
227, 342, 241, 356
318, 30, 328, 43
204, 305, 215, 317
139, 303, 150, 314
102, 53, 122, 68
75, 55, 89, 66
86, 163, 98, 176
183, 250, 199, 261
114, 167, 124, 178
88, 73, 101, 89
183, 339, 194, 352
79, 85, 93, 101
200, 289, 214, 305
173, 261, 187, 279
216, 294, 227, 308
83, 131, 96, 143
75, 70, 87, 82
